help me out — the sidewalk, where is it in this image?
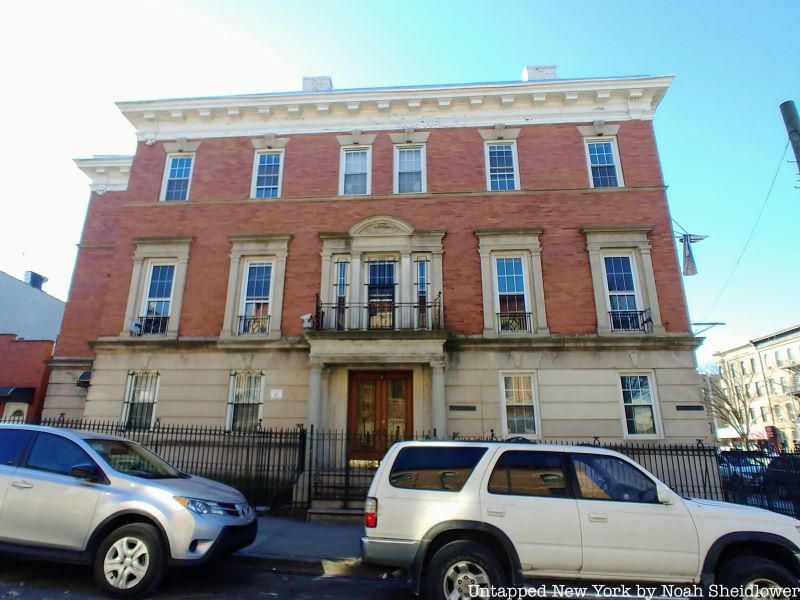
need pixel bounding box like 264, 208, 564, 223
236, 515, 371, 577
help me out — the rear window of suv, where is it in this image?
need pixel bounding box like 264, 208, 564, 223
389, 446, 488, 492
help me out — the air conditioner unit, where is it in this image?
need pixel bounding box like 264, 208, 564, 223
129, 319, 143, 335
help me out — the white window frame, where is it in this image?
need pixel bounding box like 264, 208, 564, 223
484, 141, 520, 192
226, 371, 265, 431
139, 261, 176, 318
584, 137, 624, 188
250, 149, 285, 199
498, 371, 541, 440
237, 259, 275, 335
492, 254, 532, 334
617, 371, 663, 440
121, 370, 160, 430
393, 144, 427, 194
339, 146, 372, 196
600, 251, 644, 330
159, 153, 195, 201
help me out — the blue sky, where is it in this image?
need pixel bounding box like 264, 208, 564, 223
0, 0, 797, 365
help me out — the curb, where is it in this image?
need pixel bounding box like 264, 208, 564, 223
232, 554, 389, 579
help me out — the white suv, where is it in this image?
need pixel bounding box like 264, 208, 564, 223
0, 425, 257, 598
361, 441, 800, 599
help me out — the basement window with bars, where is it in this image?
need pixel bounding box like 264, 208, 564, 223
227, 371, 264, 431
122, 371, 159, 430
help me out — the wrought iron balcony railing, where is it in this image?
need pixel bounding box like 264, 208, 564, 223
314, 293, 442, 331
609, 308, 653, 333
237, 315, 271, 335
497, 312, 532, 334
130, 316, 169, 336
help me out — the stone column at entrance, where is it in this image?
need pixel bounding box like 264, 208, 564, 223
432, 361, 446, 439
306, 361, 323, 429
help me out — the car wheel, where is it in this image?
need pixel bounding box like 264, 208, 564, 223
425, 540, 507, 600
93, 523, 165, 599
777, 485, 790, 500
717, 555, 798, 594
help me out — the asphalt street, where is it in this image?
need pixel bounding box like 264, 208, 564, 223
0, 556, 412, 599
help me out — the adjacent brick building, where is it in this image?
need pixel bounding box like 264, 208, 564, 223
44, 66, 708, 450
0, 271, 64, 420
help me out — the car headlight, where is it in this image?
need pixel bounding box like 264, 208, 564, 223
174, 496, 227, 516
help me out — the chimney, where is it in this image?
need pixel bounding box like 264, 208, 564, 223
24, 271, 47, 290
521, 65, 557, 81
302, 76, 333, 92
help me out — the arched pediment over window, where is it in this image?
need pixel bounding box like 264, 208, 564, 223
348, 215, 414, 237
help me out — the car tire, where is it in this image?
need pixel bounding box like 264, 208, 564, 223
93, 523, 166, 599
717, 555, 799, 592
425, 540, 507, 600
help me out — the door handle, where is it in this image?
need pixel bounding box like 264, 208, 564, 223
588, 513, 607, 523
487, 508, 505, 517
11, 480, 33, 489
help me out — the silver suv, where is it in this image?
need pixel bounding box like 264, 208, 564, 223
0, 424, 257, 598
362, 441, 800, 599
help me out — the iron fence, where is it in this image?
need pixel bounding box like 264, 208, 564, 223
8, 417, 800, 518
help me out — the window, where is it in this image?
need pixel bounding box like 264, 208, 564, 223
750, 358, 757, 372
122, 371, 159, 430
122, 237, 192, 339
221, 234, 290, 339
585, 139, 623, 188
603, 255, 646, 332
495, 257, 530, 333
389, 446, 487, 492
0, 429, 33, 466
745, 384, 752, 399
740, 360, 747, 375
160, 154, 194, 201
367, 259, 396, 329
26, 434, 94, 476
394, 145, 426, 193
488, 451, 567, 497
136, 264, 174, 335
620, 374, 659, 436
760, 406, 769, 422
750, 407, 758, 422
775, 405, 784, 421
238, 262, 272, 335
729, 363, 737, 378
484, 142, 519, 191
340, 147, 370, 195
316, 216, 445, 332
787, 403, 796, 421
776, 350, 783, 366
251, 151, 283, 198
756, 381, 765, 396
583, 226, 663, 335
789, 347, 796, 361
227, 371, 263, 431
572, 454, 657, 503
781, 377, 789, 393
501, 373, 538, 437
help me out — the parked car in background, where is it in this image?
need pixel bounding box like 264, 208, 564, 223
0, 424, 257, 598
764, 454, 800, 514
362, 441, 800, 600
718, 450, 768, 502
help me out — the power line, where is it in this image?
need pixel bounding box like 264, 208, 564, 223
702, 141, 790, 320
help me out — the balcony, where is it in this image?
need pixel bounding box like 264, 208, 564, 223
313, 293, 442, 331
236, 315, 271, 336
609, 309, 653, 333
497, 312, 532, 334
130, 316, 169, 336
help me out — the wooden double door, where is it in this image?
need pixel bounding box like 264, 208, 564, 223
348, 370, 412, 459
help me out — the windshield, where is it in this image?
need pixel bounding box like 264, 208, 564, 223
723, 454, 764, 468
87, 439, 184, 479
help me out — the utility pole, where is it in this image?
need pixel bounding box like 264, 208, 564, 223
781, 100, 800, 175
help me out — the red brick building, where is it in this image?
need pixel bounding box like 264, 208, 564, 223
44, 67, 707, 449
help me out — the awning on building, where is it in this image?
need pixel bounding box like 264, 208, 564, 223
0, 387, 35, 403
76, 371, 92, 388
716, 424, 767, 441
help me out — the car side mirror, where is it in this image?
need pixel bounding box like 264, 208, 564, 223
70, 463, 102, 483
656, 483, 673, 505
